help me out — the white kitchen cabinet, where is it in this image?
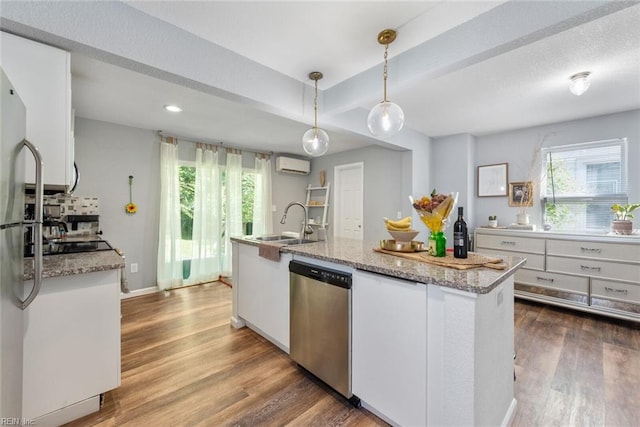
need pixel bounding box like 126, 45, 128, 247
236, 243, 292, 351
352, 269, 427, 427
1, 32, 73, 190
475, 227, 640, 322
22, 269, 121, 425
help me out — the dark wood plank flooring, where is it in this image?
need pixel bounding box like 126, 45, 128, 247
66, 282, 640, 426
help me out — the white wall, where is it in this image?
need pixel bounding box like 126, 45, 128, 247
474, 109, 640, 231
74, 118, 160, 292
431, 134, 476, 244
309, 145, 410, 242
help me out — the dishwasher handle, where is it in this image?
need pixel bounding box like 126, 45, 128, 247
289, 260, 352, 289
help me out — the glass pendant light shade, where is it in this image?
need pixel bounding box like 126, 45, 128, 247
367, 101, 405, 137
368, 29, 405, 138
301, 71, 329, 157
302, 127, 329, 157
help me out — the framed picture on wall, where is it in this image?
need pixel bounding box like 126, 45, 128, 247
477, 163, 508, 197
508, 181, 534, 207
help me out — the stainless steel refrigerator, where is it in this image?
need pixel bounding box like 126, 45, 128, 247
0, 68, 43, 420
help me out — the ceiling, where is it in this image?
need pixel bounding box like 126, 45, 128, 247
3, 1, 640, 156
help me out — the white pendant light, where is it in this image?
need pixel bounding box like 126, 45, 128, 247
569, 71, 591, 96
302, 71, 329, 157
367, 29, 405, 138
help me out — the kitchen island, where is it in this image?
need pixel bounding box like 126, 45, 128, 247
22, 248, 123, 426
231, 237, 525, 427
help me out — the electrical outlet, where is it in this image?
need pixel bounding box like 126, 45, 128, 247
130, 263, 138, 273
397, 211, 402, 219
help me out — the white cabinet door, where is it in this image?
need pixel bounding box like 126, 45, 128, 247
352, 269, 427, 427
22, 270, 120, 419
1, 32, 72, 189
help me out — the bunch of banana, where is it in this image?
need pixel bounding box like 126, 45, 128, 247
384, 216, 413, 231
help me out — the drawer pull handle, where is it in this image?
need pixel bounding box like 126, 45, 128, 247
501, 241, 516, 246
536, 276, 554, 283
580, 247, 602, 253
604, 286, 628, 295
580, 265, 601, 272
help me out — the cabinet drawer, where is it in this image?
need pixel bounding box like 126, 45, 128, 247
547, 256, 640, 283
475, 234, 544, 254
547, 239, 640, 263
476, 248, 544, 271
515, 269, 589, 295
591, 279, 640, 305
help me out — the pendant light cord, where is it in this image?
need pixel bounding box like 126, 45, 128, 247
383, 43, 389, 102
313, 78, 319, 128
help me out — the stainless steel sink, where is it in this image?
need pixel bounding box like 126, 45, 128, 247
253, 235, 297, 241
249, 235, 316, 245
281, 239, 316, 245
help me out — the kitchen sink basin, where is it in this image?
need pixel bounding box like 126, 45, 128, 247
281, 239, 316, 245
254, 235, 297, 241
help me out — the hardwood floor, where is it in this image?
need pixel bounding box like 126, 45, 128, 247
65, 283, 640, 427
512, 300, 640, 426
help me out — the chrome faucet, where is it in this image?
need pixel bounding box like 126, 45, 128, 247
281, 201, 313, 236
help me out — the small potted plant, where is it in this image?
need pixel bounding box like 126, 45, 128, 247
611, 203, 640, 235
488, 215, 498, 228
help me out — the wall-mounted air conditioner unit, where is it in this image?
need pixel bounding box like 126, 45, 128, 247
276, 156, 310, 175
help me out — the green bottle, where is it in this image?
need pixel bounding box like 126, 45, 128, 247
435, 231, 446, 257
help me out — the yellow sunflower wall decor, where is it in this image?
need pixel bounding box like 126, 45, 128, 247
125, 175, 137, 214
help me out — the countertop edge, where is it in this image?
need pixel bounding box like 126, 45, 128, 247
232, 237, 524, 294
23, 250, 125, 281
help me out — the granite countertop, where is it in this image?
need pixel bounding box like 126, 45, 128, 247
232, 236, 525, 294
23, 250, 124, 281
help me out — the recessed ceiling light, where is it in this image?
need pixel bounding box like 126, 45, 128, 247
569, 72, 591, 96
164, 104, 183, 113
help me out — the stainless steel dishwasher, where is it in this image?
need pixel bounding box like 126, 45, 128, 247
289, 260, 359, 406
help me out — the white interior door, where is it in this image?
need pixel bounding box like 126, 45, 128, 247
334, 162, 364, 240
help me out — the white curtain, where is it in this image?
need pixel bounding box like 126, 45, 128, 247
186, 145, 222, 285
157, 139, 183, 290
222, 150, 243, 275
252, 155, 273, 236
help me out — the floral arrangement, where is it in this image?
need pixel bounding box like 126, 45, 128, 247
411, 190, 457, 232
125, 175, 137, 214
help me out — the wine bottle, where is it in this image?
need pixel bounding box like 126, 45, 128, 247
453, 206, 468, 259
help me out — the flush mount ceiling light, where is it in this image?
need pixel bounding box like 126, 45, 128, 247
569, 72, 591, 96
163, 104, 183, 113
367, 29, 405, 138
302, 71, 330, 157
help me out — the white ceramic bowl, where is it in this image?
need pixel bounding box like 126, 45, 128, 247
387, 229, 419, 242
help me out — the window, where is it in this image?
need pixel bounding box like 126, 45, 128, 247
178, 163, 256, 279
542, 138, 627, 232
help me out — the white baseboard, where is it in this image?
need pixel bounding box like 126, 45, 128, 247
120, 286, 158, 299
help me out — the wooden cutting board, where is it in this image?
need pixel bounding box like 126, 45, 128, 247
373, 248, 507, 270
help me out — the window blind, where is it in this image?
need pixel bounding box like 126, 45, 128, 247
542, 138, 627, 232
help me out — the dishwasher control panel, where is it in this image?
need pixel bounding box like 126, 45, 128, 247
289, 260, 352, 289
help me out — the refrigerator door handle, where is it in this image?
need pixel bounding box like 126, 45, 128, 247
21, 139, 43, 310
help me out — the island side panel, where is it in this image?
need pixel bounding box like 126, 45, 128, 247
426, 276, 515, 426
230, 241, 245, 328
